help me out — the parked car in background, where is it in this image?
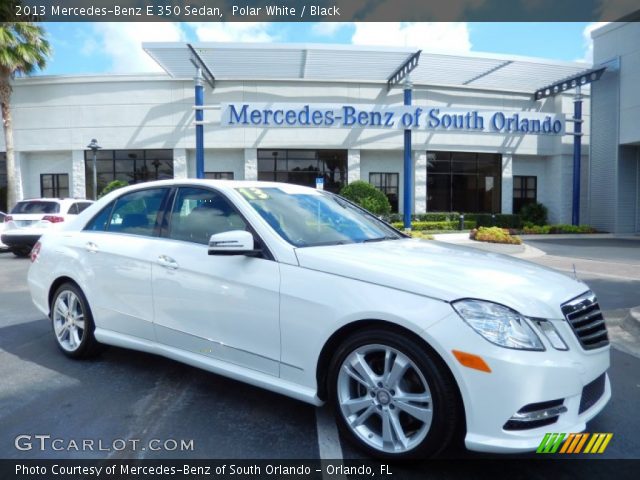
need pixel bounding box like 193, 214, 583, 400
0, 211, 7, 250
28, 180, 610, 458
2, 198, 93, 257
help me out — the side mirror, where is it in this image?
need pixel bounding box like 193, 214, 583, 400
208, 230, 261, 257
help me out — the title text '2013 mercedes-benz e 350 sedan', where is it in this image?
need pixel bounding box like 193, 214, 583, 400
28, 180, 610, 458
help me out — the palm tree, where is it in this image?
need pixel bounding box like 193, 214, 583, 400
0, 21, 51, 210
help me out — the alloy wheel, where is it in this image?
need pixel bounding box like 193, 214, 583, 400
336, 344, 433, 454
52, 290, 86, 352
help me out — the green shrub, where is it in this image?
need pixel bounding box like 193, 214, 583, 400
99, 180, 128, 198
519, 202, 548, 226
408, 231, 434, 240
340, 181, 391, 215
414, 212, 461, 222
384, 213, 403, 223
470, 227, 522, 245
522, 224, 597, 234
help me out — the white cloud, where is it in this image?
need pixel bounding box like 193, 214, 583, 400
92, 23, 185, 72
581, 22, 609, 63
189, 23, 276, 43
351, 22, 471, 52
311, 22, 351, 37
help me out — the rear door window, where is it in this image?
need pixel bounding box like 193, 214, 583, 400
107, 188, 170, 237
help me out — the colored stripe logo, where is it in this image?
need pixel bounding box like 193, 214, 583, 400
537, 433, 613, 454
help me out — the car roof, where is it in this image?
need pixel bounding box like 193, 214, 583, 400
108, 179, 322, 194
17, 198, 93, 204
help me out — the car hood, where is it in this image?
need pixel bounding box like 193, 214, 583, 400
294, 239, 588, 319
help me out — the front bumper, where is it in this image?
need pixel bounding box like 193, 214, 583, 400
423, 312, 611, 453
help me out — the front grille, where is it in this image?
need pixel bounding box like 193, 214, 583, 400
561, 291, 609, 350
579, 373, 606, 414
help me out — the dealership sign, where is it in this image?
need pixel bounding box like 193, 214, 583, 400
222, 103, 565, 135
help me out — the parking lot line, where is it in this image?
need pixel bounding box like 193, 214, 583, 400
315, 406, 344, 460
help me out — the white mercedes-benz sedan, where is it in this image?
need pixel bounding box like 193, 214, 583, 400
28, 179, 610, 458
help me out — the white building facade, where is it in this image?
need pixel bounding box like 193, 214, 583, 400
589, 22, 640, 234
1, 43, 594, 226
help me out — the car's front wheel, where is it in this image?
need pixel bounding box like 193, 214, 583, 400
51, 283, 102, 358
328, 328, 461, 459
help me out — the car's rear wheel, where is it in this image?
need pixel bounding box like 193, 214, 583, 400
51, 283, 102, 358
328, 328, 461, 459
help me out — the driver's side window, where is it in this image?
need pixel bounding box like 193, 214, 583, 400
169, 187, 247, 245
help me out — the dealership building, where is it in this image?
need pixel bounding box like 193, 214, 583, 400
1, 22, 638, 232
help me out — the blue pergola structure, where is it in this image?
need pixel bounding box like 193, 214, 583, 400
144, 42, 596, 225
387, 51, 421, 230
187, 44, 215, 179
533, 65, 607, 226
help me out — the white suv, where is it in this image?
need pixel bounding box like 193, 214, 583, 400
2, 198, 93, 257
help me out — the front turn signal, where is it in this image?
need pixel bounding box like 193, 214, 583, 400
452, 350, 492, 373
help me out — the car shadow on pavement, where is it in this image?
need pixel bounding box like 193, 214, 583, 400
0, 318, 319, 459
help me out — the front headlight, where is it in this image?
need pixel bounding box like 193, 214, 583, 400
452, 299, 544, 351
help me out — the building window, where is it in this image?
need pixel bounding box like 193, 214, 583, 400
513, 176, 537, 213
427, 151, 502, 213
369, 173, 399, 212
40, 174, 70, 198
257, 149, 347, 193
205, 172, 234, 180
84, 149, 173, 199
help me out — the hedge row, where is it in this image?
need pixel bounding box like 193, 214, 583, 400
385, 213, 522, 229
521, 224, 598, 234
391, 220, 476, 231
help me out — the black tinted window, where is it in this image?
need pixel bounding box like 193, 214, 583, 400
11, 201, 60, 214
67, 203, 79, 215
108, 188, 169, 237
85, 202, 114, 231
169, 188, 246, 245
77, 202, 92, 213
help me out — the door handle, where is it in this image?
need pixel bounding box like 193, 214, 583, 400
85, 242, 99, 254
157, 255, 179, 270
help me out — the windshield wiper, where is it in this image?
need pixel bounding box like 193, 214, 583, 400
361, 236, 399, 243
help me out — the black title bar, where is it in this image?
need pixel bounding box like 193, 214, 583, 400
4, 0, 640, 22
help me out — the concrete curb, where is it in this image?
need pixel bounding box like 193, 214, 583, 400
432, 233, 547, 259
623, 306, 640, 336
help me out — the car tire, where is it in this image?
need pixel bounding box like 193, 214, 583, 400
328, 328, 461, 459
50, 282, 103, 359
11, 247, 31, 258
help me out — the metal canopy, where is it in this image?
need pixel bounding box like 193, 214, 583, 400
143, 42, 591, 94
534, 65, 606, 100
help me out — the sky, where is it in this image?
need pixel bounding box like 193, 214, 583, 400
41, 22, 606, 76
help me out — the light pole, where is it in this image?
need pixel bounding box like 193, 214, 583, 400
86, 139, 101, 200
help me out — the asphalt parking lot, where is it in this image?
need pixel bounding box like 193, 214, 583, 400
0, 238, 639, 464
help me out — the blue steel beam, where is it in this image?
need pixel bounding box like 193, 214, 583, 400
403, 86, 412, 230
572, 93, 582, 226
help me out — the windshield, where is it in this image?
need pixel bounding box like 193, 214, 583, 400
11, 201, 60, 214
236, 185, 403, 247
